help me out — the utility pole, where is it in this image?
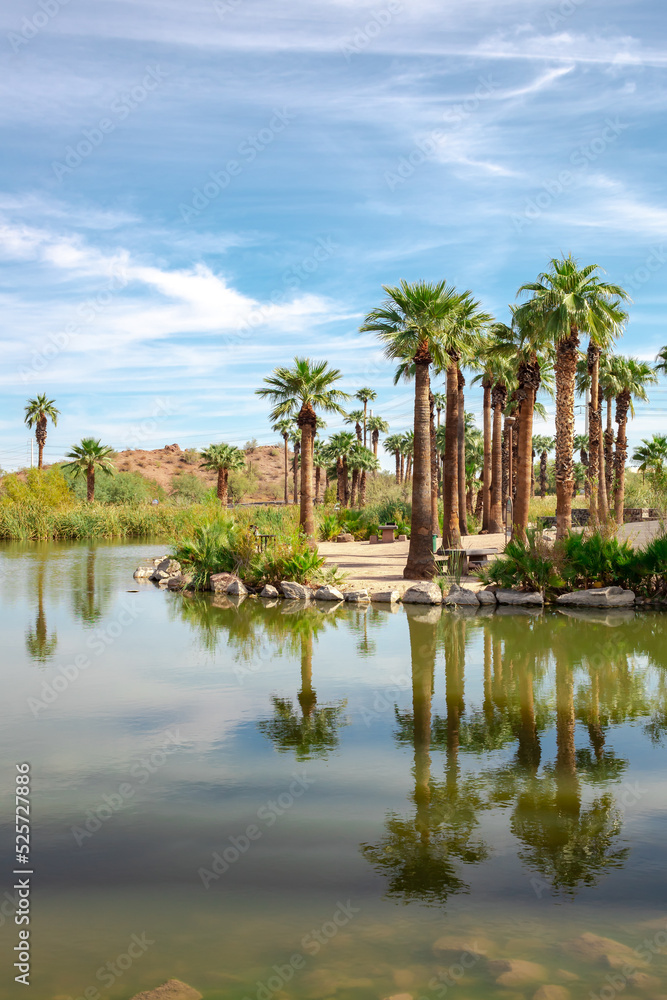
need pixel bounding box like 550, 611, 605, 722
30, 438, 33, 468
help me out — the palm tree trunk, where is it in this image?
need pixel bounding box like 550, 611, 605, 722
531, 451, 535, 497
336, 457, 345, 502
350, 468, 359, 508
489, 385, 505, 533
86, 468, 95, 502
514, 360, 540, 540
283, 435, 289, 504
587, 342, 600, 524
372, 430, 379, 458
298, 407, 316, 537
430, 391, 439, 536
604, 399, 614, 497
293, 443, 300, 504
614, 391, 630, 525
442, 357, 460, 549
363, 401, 368, 449
540, 451, 547, 497
342, 457, 350, 505
217, 468, 224, 503
399, 453, 405, 485
404, 346, 435, 580
360, 470, 367, 507
554, 327, 580, 538
457, 368, 467, 536
482, 380, 492, 531
315, 466, 321, 503
394, 450, 400, 484
598, 397, 609, 521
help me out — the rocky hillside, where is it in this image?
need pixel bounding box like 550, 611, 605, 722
114, 443, 289, 501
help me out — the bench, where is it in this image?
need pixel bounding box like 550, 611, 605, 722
466, 548, 498, 567
378, 524, 398, 544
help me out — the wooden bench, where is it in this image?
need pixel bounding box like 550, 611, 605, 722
378, 524, 398, 544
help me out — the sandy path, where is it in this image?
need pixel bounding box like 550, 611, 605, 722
319, 534, 507, 593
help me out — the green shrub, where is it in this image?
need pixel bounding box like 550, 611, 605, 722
182, 449, 200, 465
558, 532, 636, 589
170, 472, 209, 504
1, 467, 74, 508
479, 529, 562, 593
171, 519, 238, 589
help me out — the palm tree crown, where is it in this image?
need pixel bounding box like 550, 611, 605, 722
63, 438, 115, 502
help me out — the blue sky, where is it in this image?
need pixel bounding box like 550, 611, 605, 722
1, 0, 666, 470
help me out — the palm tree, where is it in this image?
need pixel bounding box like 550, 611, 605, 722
257, 359, 349, 537
199, 442, 245, 506
348, 443, 379, 506
612, 357, 657, 521
533, 435, 554, 498
655, 346, 667, 376
63, 438, 116, 502
313, 439, 329, 503
355, 387, 377, 447
289, 428, 301, 504
573, 433, 589, 469
24, 394, 60, 470
344, 408, 365, 442
518, 256, 630, 538
367, 414, 389, 458
328, 430, 357, 505
491, 306, 553, 539
272, 418, 293, 504
384, 432, 404, 484
361, 281, 465, 578
632, 435, 667, 481
401, 430, 414, 483
475, 352, 513, 534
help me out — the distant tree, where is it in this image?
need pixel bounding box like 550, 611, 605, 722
63, 438, 116, 502
24, 394, 60, 470
199, 443, 246, 507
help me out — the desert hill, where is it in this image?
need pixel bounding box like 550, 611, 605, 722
114, 442, 290, 502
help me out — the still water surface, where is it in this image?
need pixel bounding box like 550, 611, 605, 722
1, 542, 667, 999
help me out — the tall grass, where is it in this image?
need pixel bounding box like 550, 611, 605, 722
0, 500, 221, 541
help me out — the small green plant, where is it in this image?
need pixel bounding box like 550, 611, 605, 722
479, 529, 562, 593
182, 449, 200, 465
170, 519, 238, 589
315, 564, 348, 588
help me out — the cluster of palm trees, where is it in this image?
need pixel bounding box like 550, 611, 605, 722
257, 256, 664, 581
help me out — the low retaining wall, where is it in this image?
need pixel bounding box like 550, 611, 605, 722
539, 508, 662, 529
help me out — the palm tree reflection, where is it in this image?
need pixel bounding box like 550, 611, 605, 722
25, 561, 57, 663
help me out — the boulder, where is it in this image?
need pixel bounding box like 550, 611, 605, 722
558, 608, 635, 626
166, 574, 187, 591
444, 583, 480, 606
134, 564, 156, 579
556, 587, 635, 607
226, 579, 248, 596
533, 987, 571, 1000
371, 590, 400, 603
151, 558, 181, 581
130, 980, 202, 1000
314, 585, 345, 602
209, 572, 240, 593
344, 589, 370, 602
477, 589, 497, 605
488, 959, 546, 987
561, 932, 642, 969
260, 584, 280, 599
432, 934, 493, 960
402, 582, 443, 605
280, 581, 314, 600
397, 534, 408, 541
496, 589, 544, 606
337, 533, 354, 543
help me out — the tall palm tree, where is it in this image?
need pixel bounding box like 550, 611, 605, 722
328, 430, 357, 505
611, 357, 657, 522
361, 281, 463, 578
272, 418, 293, 505
348, 444, 379, 506
384, 432, 404, 484
518, 256, 630, 538
367, 414, 389, 458
199, 442, 245, 507
492, 306, 553, 539
344, 408, 365, 442
477, 352, 513, 534
655, 346, 667, 376
257, 359, 349, 537
355, 387, 377, 447
24, 394, 60, 470
533, 435, 554, 498
313, 439, 329, 503
289, 428, 301, 504
401, 430, 414, 483
63, 438, 116, 502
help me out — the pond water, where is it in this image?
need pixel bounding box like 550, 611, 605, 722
1, 542, 667, 1000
